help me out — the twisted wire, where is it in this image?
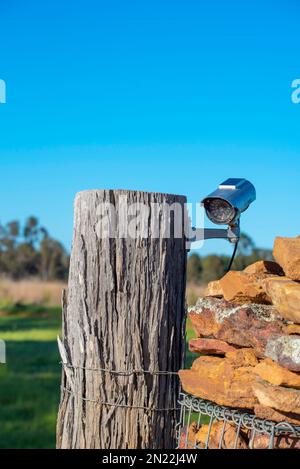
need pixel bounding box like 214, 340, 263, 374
61, 386, 179, 412
60, 361, 179, 376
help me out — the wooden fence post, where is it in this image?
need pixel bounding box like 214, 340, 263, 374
56, 189, 187, 449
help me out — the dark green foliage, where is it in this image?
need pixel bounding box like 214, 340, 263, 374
39, 238, 69, 281
186, 253, 203, 282
187, 232, 273, 283
201, 255, 229, 282
0, 217, 69, 281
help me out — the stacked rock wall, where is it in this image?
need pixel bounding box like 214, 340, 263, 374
179, 236, 300, 449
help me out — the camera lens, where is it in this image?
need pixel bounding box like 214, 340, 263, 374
204, 198, 236, 224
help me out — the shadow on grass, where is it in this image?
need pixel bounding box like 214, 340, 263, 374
0, 306, 61, 333
185, 348, 199, 369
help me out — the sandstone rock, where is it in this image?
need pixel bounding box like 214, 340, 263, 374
273, 236, 300, 281
188, 297, 284, 357
196, 421, 248, 449
178, 423, 198, 449
188, 297, 223, 337
179, 355, 258, 409
265, 335, 300, 372
189, 338, 237, 355
204, 280, 223, 298
219, 271, 271, 304
190, 355, 223, 374
264, 277, 300, 323
254, 404, 300, 425
244, 260, 284, 276
252, 379, 300, 415
225, 348, 258, 367
284, 324, 300, 335
250, 432, 300, 449
254, 358, 300, 389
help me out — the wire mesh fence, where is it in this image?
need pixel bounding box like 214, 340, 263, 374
176, 392, 300, 449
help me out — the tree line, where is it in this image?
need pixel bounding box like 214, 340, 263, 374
0, 217, 69, 281
0, 217, 270, 284
187, 232, 273, 283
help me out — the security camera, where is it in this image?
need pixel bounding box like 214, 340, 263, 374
187, 178, 256, 272
201, 178, 256, 226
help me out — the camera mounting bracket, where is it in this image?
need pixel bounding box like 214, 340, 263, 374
186, 219, 240, 250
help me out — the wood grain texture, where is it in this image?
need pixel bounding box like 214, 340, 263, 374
56, 190, 187, 449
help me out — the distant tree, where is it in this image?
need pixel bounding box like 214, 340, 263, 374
232, 235, 273, 270
187, 253, 202, 283
0, 216, 69, 281
186, 232, 273, 284
7, 220, 20, 239
23, 216, 48, 247
201, 255, 228, 282
0, 221, 19, 278
16, 242, 39, 278
39, 238, 69, 281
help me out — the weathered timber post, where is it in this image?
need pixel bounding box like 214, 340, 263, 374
56, 189, 187, 449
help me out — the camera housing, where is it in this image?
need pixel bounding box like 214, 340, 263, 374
201, 178, 256, 226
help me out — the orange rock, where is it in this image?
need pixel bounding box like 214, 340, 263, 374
254, 404, 300, 425
263, 277, 300, 323
250, 432, 300, 449
244, 260, 284, 276
204, 280, 223, 298
219, 271, 271, 304
179, 355, 258, 409
284, 324, 300, 335
196, 421, 248, 449
188, 298, 284, 357
188, 297, 218, 336
189, 338, 237, 355
252, 379, 300, 415
225, 348, 258, 367
178, 422, 198, 449
273, 236, 300, 281
254, 358, 300, 389
190, 355, 223, 373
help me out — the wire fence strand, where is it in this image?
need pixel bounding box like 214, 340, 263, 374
60, 361, 179, 376
61, 386, 179, 412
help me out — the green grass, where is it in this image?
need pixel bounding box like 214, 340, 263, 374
184, 318, 210, 427
185, 317, 198, 368
0, 307, 61, 448
0, 308, 201, 448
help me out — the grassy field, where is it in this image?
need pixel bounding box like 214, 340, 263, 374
0, 279, 65, 307
0, 284, 200, 449
185, 317, 198, 368
0, 306, 62, 448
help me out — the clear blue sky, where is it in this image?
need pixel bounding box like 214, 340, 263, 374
0, 0, 299, 255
